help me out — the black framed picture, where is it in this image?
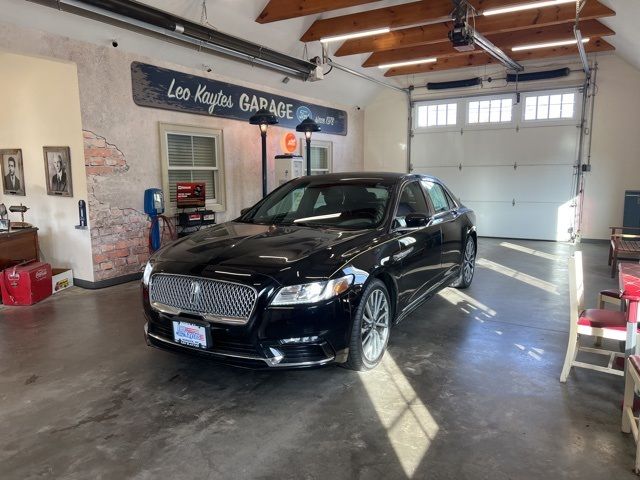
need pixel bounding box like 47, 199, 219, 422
44, 146, 73, 197
1, 149, 26, 196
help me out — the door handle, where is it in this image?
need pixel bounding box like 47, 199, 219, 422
392, 248, 413, 262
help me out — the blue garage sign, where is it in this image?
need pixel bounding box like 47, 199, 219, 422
131, 62, 347, 136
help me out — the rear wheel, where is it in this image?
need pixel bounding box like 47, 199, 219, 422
451, 236, 476, 289
344, 279, 390, 371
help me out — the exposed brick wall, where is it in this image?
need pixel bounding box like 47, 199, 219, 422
83, 131, 149, 282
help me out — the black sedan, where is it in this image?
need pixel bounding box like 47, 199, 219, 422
142, 173, 476, 370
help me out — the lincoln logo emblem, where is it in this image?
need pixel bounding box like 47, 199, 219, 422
189, 281, 201, 305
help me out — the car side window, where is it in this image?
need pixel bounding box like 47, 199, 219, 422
394, 182, 429, 228
422, 181, 450, 214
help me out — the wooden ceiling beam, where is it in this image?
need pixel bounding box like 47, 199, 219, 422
383, 38, 614, 76
256, 0, 381, 24
363, 20, 614, 67
301, 1, 450, 43
335, 1, 614, 56
299, 0, 524, 43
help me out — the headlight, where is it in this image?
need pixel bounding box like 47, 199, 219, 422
142, 261, 154, 286
271, 275, 353, 306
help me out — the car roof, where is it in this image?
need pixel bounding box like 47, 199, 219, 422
296, 172, 442, 185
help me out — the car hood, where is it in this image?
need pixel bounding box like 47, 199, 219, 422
155, 221, 378, 283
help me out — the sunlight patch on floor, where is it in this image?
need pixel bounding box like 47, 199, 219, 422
476, 258, 559, 295
360, 354, 439, 478
438, 288, 497, 317
499, 242, 563, 262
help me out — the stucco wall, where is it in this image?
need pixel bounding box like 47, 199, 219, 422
0, 22, 364, 281
364, 90, 409, 173
0, 52, 93, 280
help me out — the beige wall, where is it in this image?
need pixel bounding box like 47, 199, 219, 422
0, 22, 364, 282
0, 52, 93, 280
364, 90, 408, 173
581, 55, 640, 239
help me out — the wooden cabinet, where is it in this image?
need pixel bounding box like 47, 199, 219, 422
0, 228, 39, 270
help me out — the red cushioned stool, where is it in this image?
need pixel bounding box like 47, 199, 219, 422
622, 355, 640, 473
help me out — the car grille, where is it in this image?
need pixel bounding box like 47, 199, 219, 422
149, 274, 257, 322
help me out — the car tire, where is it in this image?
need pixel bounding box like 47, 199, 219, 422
451, 235, 476, 289
344, 279, 391, 371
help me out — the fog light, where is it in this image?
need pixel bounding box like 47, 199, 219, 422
280, 336, 320, 344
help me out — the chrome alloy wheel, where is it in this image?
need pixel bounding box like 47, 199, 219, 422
462, 238, 476, 285
361, 289, 390, 362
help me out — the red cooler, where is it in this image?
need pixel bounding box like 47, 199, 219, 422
1, 262, 52, 306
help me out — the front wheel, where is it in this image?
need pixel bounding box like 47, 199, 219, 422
344, 279, 391, 371
451, 236, 476, 289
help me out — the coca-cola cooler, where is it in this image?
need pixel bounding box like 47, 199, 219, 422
1, 262, 52, 306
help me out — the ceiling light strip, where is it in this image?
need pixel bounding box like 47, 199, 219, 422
483, 0, 575, 16
377, 57, 437, 69
512, 38, 589, 51
320, 27, 390, 44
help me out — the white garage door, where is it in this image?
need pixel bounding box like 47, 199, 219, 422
411, 89, 582, 241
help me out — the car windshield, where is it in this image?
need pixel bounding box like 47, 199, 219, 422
239, 180, 391, 229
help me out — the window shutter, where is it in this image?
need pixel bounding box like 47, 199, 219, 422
311, 146, 328, 171
167, 133, 217, 203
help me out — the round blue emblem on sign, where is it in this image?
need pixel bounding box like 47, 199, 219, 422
296, 106, 312, 122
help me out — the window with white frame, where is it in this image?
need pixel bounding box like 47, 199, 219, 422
467, 97, 513, 124
301, 140, 332, 175
159, 123, 226, 212
416, 102, 457, 128
524, 92, 576, 121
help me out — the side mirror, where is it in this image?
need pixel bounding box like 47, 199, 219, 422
405, 213, 429, 228
240, 207, 250, 215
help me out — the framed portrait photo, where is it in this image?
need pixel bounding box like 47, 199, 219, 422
44, 146, 73, 197
1, 149, 26, 196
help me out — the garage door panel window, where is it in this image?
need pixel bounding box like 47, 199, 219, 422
524, 92, 577, 121
468, 97, 513, 125
160, 123, 226, 213
416, 102, 457, 129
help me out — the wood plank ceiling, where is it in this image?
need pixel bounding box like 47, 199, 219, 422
256, 0, 616, 77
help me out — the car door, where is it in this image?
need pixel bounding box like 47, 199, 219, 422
392, 181, 443, 311
422, 180, 463, 278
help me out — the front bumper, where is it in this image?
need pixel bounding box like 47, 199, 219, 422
145, 321, 337, 369
143, 287, 357, 369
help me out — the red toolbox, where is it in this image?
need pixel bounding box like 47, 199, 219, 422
1, 262, 52, 306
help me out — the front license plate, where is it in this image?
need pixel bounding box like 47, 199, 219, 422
172, 321, 208, 349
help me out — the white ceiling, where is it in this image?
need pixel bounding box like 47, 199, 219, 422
599, 0, 640, 71
2, 0, 638, 107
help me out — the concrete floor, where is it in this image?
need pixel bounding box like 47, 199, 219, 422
0, 238, 636, 479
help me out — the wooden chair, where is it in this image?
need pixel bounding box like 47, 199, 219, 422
599, 289, 623, 309
609, 226, 640, 278
560, 251, 632, 382
622, 355, 640, 474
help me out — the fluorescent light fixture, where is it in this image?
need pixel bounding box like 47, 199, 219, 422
377, 57, 437, 69
512, 38, 590, 51
320, 27, 390, 44
483, 0, 575, 16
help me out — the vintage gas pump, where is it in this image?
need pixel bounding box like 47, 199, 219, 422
144, 188, 165, 252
